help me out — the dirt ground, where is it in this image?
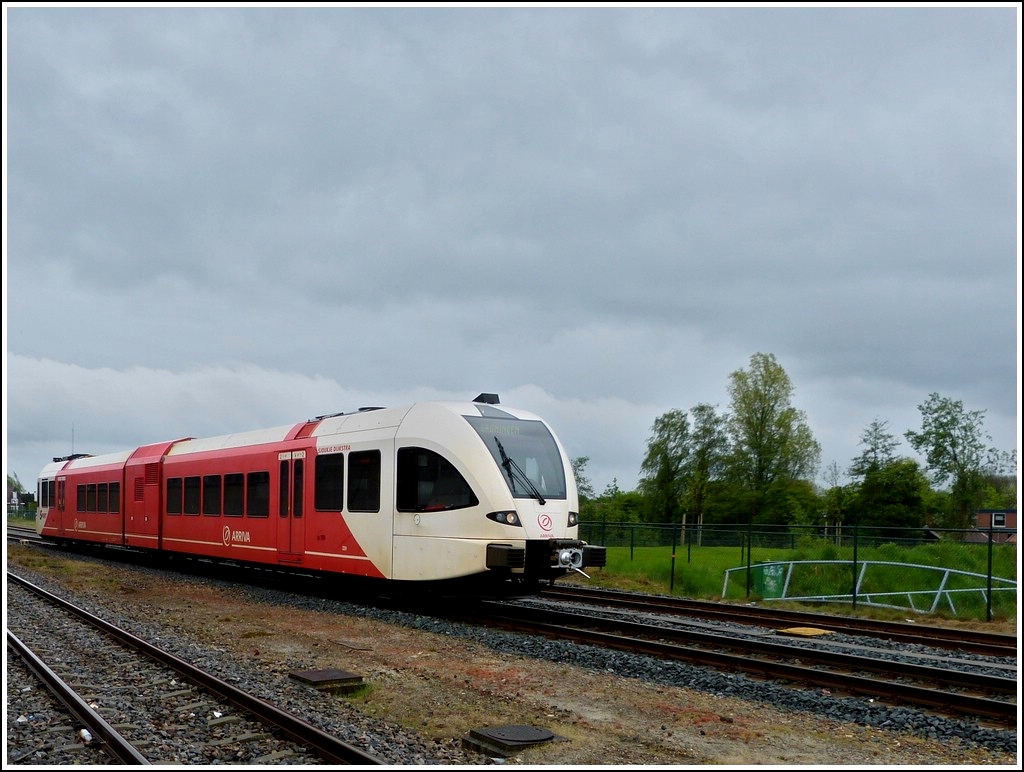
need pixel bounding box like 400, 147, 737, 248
6, 546, 1019, 766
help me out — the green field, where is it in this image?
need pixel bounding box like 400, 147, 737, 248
9, 512, 1015, 623
575, 540, 1017, 623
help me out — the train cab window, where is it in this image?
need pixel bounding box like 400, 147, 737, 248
347, 450, 381, 512
396, 447, 478, 512
203, 475, 221, 515
247, 471, 270, 517
184, 476, 201, 515
224, 474, 244, 517
97, 483, 108, 513
315, 453, 345, 511
77, 484, 86, 512
40, 480, 49, 508
464, 415, 567, 500
110, 482, 120, 514
167, 478, 183, 515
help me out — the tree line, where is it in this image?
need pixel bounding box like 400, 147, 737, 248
572, 352, 1017, 532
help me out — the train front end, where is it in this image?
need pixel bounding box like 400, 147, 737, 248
391, 396, 606, 591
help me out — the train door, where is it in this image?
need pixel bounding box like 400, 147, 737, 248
45, 476, 65, 535
277, 450, 306, 562
56, 477, 66, 533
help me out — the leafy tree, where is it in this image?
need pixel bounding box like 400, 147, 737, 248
904, 393, 1000, 529
8, 473, 29, 508
846, 418, 925, 531
849, 458, 930, 532
725, 352, 821, 524
978, 450, 1016, 511
571, 456, 596, 500
614, 490, 647, 522
922, 487, 951, 528
638, 409, 690, 523
678, 403, 729, 528
979, 449, 1017, 511
589, 483, 645, 524
571, 456, 599, 521
764, 478, 822, 526
849, 418, 900, 479
821, 460, 854, 535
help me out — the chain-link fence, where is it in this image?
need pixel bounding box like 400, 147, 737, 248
579, 521, 1017, 622
7, 505, 35, 520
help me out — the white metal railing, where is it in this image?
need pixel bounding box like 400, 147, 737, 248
722, 559, 1017, 615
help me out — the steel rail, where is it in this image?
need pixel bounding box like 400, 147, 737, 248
7, 571, 385, 766
7, 629, 151, 765
541, 585, 1018, 657
453, 604, 1016, 724
482, 601, 1016, 694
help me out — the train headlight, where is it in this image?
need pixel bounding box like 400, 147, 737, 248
567, 511, 579, 527
486, 511, 521, 526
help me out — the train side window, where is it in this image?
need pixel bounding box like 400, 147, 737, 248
184, 476, 201, 515
110, 482, 120, 514
77, 484, 86, 512
293, 458, 304, 518
279, 460, 290, 517
247, 471, 270, 517
167, 477, 183, 515
224, 474, 244, 517
348, 450, 381, 512
97, 483, 108, 513
87, 483, 97, 512
203, 475, 221, 516
314, 453, 345, 511
40, 480, 48, 508
396, 447, 478, 512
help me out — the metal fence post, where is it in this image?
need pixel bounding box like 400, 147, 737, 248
851, 524, 859, 611
670, 522, 678, 593
986, 520, 994, 622
745, 525, 752, 598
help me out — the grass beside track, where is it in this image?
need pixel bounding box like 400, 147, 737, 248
8, 514, 1017, 630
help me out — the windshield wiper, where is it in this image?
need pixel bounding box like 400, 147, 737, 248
494, 437, 546, 505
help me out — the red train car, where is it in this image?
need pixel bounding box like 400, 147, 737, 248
36, 395, 606, 593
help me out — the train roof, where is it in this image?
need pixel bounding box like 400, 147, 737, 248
39, 450, 134, 476
310, 394, 537, 436
165, 424, 297, 456
37, 395, 537, 474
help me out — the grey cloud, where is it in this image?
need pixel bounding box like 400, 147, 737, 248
5, 6, 1017, 493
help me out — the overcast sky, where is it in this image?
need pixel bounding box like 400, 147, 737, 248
4, 4, 1020, 498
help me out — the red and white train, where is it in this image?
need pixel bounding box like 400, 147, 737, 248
35, 393, 605, 594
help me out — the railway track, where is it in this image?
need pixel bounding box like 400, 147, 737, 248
9, 527, 1018, 732
540, 583, 1018, 657
6, 525, 40, 541
6, 572, 385, 765
459, 596, 1017, 726
8, 631, 153, 765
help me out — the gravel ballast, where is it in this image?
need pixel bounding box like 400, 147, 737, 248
5, 548, 1018, 766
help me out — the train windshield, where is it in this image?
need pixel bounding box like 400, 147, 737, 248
465, 416, 567, 501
